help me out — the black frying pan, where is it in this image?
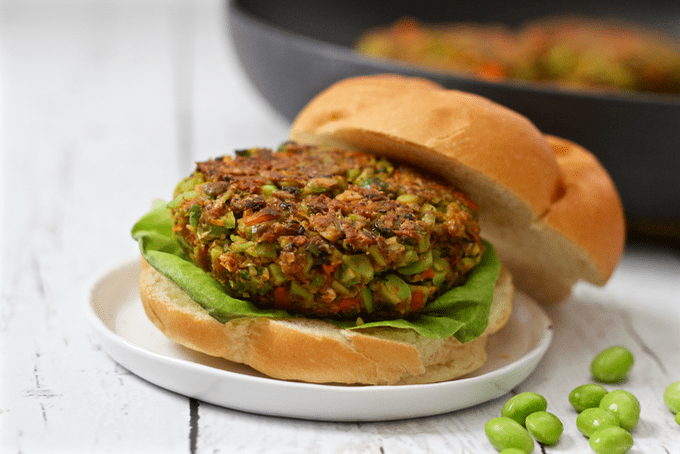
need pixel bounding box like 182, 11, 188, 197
227, 0, 680, 240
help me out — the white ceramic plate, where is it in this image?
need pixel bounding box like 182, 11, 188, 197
86, 259, 553, 421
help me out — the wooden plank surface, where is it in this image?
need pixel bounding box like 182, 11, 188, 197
1, 2, 678, 453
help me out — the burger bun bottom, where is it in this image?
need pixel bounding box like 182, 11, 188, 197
139, 258, 514, 385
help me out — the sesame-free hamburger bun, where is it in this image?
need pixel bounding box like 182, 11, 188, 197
290, 75, 625, 304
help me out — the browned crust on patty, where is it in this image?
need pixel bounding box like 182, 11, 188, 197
170, 145, 485, 318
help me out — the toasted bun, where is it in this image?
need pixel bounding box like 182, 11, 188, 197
290, 74, 625, 303
140, 258, 514, 385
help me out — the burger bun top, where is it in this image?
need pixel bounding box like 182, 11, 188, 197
290, 75, 625, 303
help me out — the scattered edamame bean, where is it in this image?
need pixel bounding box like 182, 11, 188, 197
501, 392, 548, 426
590, 346, 634, 384
675, 412, 680, 426
569, 384, 608, 412
663, 381, 680, 414
589, 426, 634, 454
499, 449, 528, 454
485, 416, 535, 453
599, 390, 640, 431
576, 407, 620, 438
525, 411, 563, 445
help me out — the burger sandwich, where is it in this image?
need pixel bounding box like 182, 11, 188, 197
132, 75, 625, 385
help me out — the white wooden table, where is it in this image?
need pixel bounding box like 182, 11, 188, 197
1, 2, 679, 452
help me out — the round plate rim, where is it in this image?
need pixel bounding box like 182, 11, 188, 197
85, 258, 553, 421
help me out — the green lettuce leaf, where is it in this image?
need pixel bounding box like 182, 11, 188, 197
131, 203, 500, 342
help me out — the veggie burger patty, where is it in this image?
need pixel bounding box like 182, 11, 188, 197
169, 142, 484, 320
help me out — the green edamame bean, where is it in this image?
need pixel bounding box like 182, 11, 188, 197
599, 390, 640, 431
589, 426, 634, 454
499, 449, 528, 454
590, 346, 634, 384
675, 412, 680, 426
576, 407, 619, 438
525, 411, 563, 445
501, 392, 548, 426
569, 384, 608, 412
485, 416, 535, 453
664, 381, 680, 414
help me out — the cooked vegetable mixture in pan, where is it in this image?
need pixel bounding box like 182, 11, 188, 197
356, 17, 680, 95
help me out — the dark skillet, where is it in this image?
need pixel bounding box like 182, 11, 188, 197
227, 0, 680, 241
